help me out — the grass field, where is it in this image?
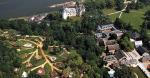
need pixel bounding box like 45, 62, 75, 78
130, 67, 148, 78
103, 6, 150, 31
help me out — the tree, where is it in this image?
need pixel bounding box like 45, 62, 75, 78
28, 71, 42, 78
119, 34, 134, 52
109, 33, 117, 40
114, 65, 133, 78
62, 67, 71, 78
135, 1, 144, 9
145, 10, 150, 21
66, 52, 83, 67
105, 0, 114, 8
115, 0, 124, 11
114, 18, 124, 29
0, 41, 21, 78
139, 0, 150, 5
100, 67, 109, 78
45, 12, 62, 21
125, 6, 130, 13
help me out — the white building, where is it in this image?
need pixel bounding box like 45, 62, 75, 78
135, 40, 143, 48
22, 71, 28, 78
62, 2, 85, 20
108, 69, 115, 78
63, 8, 77, 19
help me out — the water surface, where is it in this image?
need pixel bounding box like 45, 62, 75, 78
0, 0, 70, 18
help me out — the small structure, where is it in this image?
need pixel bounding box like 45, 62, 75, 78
134, 40, 143, 48
22, 71, 28, 78
28, 13, 48, 23
103, 55, 118, 63
37, 68, 45, 76
108, 69, 115, 78
23, 43, 33, 48
107, 44, 120, 54
115, 30, 123, 39
51, 56, 57, 61
69, 72, 73, 78
26, 62, 33, 68
14, 68, 19, 73
130, 38, 135, 42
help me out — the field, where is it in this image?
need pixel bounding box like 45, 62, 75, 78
130, 67, 148, 78
103, 6, 150, 31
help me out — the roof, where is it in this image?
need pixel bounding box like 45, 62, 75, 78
96, 33, 107, 38
95, 33, 103, 38
137, 46, 149, 56
64, 8, 77, 13
108, 69, 115, 77
141, 55, 150, 62
107, 44, 120, 51
105, 40, 117, 45
115, 50, 126, 60
135, 40, 143, 47
103, 55, 117, 62
97, 24, 114, 30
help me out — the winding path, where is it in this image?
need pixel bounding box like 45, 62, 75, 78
134, 72, 139, 78
107, 0, 137, 18
19, 37, 62, 73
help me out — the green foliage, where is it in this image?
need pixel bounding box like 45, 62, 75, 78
62, 67, 71, 78
105, 0, 114, 9
109, 33, 117, 40
28, 71, 42, 78
45, 12, 62, 21
114, 65, 133, 78
145, 9, 150, 21
139, 0, 150, 5
114, 18, 133, 30
66, 52, 83, 67
115, 0, 124, 11
0, 41, 21, 78
119, 34, 134, 52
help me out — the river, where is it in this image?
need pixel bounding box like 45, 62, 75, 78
0, 0, 70, 18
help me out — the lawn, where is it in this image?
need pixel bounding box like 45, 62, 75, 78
147, 29, 150, 38
130, 67, 148, 78
103, 6, 150, 31
19, 48, 36, 54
